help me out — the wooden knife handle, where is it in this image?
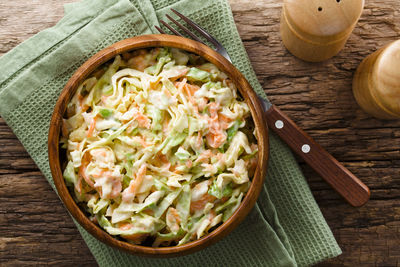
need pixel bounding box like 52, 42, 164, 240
265, 105, 370, 207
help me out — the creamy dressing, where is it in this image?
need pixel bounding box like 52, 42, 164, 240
63, 47, 258, 246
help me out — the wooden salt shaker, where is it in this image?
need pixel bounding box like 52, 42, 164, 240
353, 40, 400, 119
280, 0, 364, 62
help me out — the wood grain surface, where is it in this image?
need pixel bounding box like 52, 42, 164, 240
0, 0, 399, 266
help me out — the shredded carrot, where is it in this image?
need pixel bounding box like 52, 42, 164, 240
168, 207, 181, 224
170, 164, 183, 174
206, 131, 226, 148
184, 85, 195, 104
207, 102, 222, 134
162, 116, 170, 134
132, 136, 149, 148
196, 150, 212, 163
153, 153, 171, 169
142, 208, 155, 216
149, 76, 162, 90
118, 222, 148, 242
128, 54, 147, 71
163, 86, 172, 97
109, 178, 122, 199
87, 116, 97, 137
159, 154, 169, 164
210, 209, 217, 217
186, 83, 200, 95
204, 102, 227, 148
247, 155, 258, 178
216, 152, 224, 161
185, 160, 193, 168
91, 169, 106, 178
79, 152, 94, 188
75, 175, 83, 193
220, 196, 229, 203
169, 164, 177, 172
167, 207, 181, 233
132, 164, 146, 194
196, 131, 203, 147
169, 68, 189, 80
219, 113, 233, 130
176, 78, 187, 93
134, 112, 151, 129
208, 102, 219, 117
122, 164, 147, 202
118, 222, 133, 231
173, 169, 184, 175
190, 194, 217, 213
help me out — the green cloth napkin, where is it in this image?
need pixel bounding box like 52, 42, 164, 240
0, 0, 342, 266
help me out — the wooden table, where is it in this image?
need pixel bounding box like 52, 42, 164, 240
1, 0, 399, 266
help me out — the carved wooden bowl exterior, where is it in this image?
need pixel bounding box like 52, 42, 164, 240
48, 34, 269, 257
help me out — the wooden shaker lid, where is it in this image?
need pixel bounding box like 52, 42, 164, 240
372, 40, 400, 116
283, 0, 364, 44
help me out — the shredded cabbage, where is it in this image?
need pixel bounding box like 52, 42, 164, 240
62, 47, 258, 246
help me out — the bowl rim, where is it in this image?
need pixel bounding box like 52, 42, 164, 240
48, 34, 269, 257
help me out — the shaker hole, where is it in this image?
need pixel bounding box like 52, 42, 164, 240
318, 7, 323, 11
336, 0, 341, 2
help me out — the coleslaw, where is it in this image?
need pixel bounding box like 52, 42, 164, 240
61, 47, 258, 246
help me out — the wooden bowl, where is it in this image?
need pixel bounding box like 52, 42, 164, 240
48, 34, 269, 257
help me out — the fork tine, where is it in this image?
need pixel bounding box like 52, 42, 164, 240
160, 20, 183, 37
170, 8, 221, 48
165, 14, 204, 44
154, 25, 166, 34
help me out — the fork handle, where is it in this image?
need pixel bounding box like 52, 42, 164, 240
265, 105, 370, 207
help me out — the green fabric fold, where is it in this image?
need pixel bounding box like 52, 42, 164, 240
0, 0, 341, 266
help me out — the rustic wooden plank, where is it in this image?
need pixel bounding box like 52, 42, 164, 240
0, 0, 399, 266
0, 1, 97, 265
0, 171, 96, 266
0, 0, 70, 56
233, 1, 400, 265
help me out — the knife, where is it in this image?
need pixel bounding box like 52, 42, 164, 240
260, 98, 370, 207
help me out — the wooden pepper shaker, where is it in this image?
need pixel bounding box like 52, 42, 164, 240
280, 0, 364, 62
352, 40, 400, 119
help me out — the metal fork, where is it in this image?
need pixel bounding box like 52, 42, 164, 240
155, 9, 231, 63
155, 9, 370, 207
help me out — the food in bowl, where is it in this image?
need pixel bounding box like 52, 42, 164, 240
61, 47, 258, 246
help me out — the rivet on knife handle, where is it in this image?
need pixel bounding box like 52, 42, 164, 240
265, 105, 370, 207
